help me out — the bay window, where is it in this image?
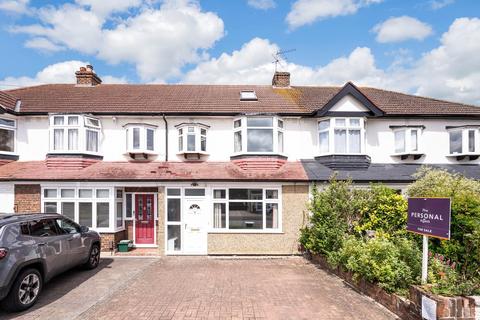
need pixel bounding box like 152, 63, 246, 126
318, 118, 364, 154
393, 128, 420, 154
41, 186, 121, 232
0, 117, 16, 154
125, 124, 157, 154
233, 117, 284, 154
49, 115, 101, 154
448, 128, 478, 155
212, 188, 281, 231
176, 123, 209, 154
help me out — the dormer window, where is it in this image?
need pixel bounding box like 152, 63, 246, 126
49, 115, 101, 154
124, 124, 157, 155
318, 118, 364, 155
447, 127, 479, 160
233, 116, 284, 154
0, 117, 16, 155
240, 90, 257, 101
176, 123, 209, 156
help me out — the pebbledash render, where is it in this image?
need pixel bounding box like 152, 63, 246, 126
0, 66, 480, 255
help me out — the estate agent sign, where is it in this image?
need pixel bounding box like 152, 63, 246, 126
407, 197, 451, 240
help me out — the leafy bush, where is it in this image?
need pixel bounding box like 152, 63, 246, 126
300, 178, 366, 257
331, 236, 421, 294
408, 167, 480, 295
355, 185, 407, 237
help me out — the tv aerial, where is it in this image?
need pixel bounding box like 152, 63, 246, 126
272, 49, 296, 72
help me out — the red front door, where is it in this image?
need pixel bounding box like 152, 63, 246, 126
135, 194, 155, 244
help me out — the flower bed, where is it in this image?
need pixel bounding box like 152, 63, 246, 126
308, 253, 479, 320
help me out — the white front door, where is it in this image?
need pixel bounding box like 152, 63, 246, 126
182, 198, 208, 254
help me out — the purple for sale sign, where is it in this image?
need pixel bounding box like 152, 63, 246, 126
407, 198, 451, 240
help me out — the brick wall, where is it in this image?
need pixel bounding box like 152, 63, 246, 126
100, 231, 126, 252
14, 184, 41, 213
157, 187, 165, 255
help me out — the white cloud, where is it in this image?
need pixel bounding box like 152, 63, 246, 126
183, 38, 384, 86
286, 0, 382, 29
0, 0, 29, 14
24, 37, 65, 52
11, 0, 225, 82
430, 0, 454, 10
373, 16, 433, 43
247, 0, 276, 10
184, 18, 480, 105
0, 60, 127, 89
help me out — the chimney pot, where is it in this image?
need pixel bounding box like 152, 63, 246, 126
75, 64, 102, 86
272, 71, 290, 88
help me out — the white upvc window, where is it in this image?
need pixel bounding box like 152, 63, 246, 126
41, 186, 121, 232
318, 117, 365, 155
393, 128, 421, 154
211, 188, 281, 232
0, 117, 16, 155
233, 116, 284, 154
448, 128, 479, 155
124, 124, 157, 154
176, 123, 208, 154
49, 115, 101, 154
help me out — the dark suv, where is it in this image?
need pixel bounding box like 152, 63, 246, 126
0, 213, 101, 312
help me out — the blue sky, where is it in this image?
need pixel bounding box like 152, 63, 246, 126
0, 0, 480, 105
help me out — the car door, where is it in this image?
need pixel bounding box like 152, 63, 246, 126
26, 218, 73, 278
54, 218, 89, 266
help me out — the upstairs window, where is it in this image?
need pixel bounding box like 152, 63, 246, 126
233, 117, 284, 154
393, 128, 420, 154
0, 117, 16, 154
449, 128, 478, 155
318, 118, 364, 155
176, 123, 209, 154
124, 124, 157, 153
50, 115, 101, 154
240, 90, 257, 101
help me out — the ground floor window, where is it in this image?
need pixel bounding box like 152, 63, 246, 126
212, 188, 281, 231
41, 186, 123, 232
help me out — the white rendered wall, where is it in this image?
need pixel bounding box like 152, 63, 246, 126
10, 112, 480, 164
0, 183, 14, 213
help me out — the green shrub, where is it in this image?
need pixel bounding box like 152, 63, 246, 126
408, 167, 480, 294
300, 178, 366, 256
355, 185, 408, 237
332, 236, 421, 294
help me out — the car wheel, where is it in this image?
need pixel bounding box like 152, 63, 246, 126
0, 268, 42, 312
84, 244, 100, 270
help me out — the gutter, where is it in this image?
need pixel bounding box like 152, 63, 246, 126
162, 114, 168, 162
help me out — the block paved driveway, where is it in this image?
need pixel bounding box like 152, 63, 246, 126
0, 257, 397, 320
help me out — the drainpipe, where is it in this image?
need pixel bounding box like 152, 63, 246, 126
162, 114, 168, 162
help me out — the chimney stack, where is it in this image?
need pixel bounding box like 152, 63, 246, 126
75, 64, 102, 86
272, 71, 290, 88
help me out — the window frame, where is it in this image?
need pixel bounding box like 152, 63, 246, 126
176, 123, 209, 154
317, 117, 365, 155
447, 128, 479, 156
0, 117, 17, 155
124, 123, 157, 154
49, 115, 101, 155
210, 187, 282, 233
392, 127, 422, 155
40, 186, 120, 232
232, 116, 284, 155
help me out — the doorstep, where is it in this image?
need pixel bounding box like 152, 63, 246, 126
110, 247, 162, 257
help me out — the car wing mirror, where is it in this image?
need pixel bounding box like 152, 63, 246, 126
80, 226, 89, 233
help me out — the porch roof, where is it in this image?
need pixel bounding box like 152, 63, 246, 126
0, 160, 308, 182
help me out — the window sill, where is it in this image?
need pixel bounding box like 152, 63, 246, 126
177, 151, 209, 156
208, 229, 283, 234
391, 152, 424, 160
126, 149, 157, 155
177, 151, 209, 161
47, 151, 103, 159
0, 153, 19, 161
446, 153, 480, 161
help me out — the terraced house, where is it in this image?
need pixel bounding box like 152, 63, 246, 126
0, 65, 479, 255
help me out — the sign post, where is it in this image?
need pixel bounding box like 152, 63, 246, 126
407, 198, 451, 284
